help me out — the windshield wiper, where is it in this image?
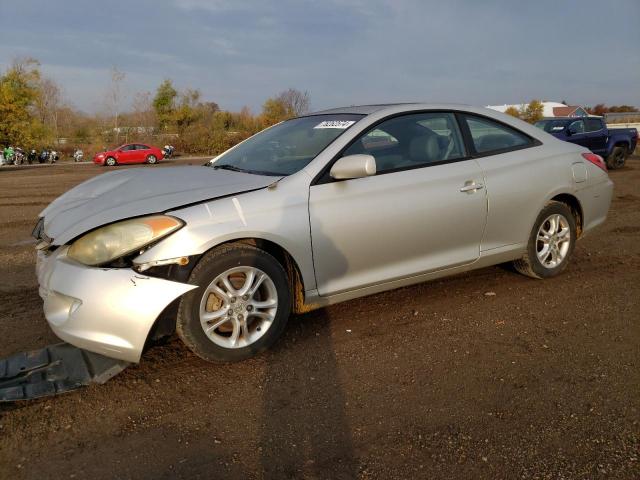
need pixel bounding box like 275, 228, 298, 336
212, 164, 283, 176
212, 164, 248, 173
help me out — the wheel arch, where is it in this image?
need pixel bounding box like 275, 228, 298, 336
613, 140, 630, 152
199, 237, 310, 314
550, 193, 583, 238
146, 235, 311, 349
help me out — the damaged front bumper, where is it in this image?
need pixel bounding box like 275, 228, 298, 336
37, 248, 196, 363
0, 343, 130, 401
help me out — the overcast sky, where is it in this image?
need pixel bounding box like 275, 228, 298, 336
1, 0, 639, 113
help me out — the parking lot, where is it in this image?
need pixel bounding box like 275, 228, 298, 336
0, 158, 638, 479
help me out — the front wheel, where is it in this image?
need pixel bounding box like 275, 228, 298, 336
176, 244, 292, 363
606, 146, 627, 170
105, 157, 117, 166
513, 201, 577, 279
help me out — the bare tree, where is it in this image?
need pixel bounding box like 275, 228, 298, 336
36, 77, 62, 142
131, 91, 155, 129
106, 66, 126, 142
10, 56, 41, 81
277, 88, 310, 117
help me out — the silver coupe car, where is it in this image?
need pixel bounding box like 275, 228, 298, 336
34, 104, 613, 363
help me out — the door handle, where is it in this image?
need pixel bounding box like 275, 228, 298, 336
460, 182, 484, 193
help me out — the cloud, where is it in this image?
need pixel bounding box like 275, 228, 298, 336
0, 0, 638, 112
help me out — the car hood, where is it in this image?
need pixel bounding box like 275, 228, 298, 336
40, 166, 281, 245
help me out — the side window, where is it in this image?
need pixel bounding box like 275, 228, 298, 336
360, 129, 398, 152
464, 115, 531, 154
584, 118, 603, 132
121, 145, 135, 151
135, 144, 149, 150
568, 120, 585, 134
342, 112, 466, 174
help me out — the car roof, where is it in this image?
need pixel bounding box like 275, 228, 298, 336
299, 102, 558, 149
305, 102, 475, 116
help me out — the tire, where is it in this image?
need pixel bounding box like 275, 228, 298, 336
606, 146, 627, 170
147, 155, 157, 164
176, 244, 292, 363
105, 157, 117, 167
513, 201, 577, 279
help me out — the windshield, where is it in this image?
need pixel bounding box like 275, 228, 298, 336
209, 114, 364, 176
534, 119, 570, 133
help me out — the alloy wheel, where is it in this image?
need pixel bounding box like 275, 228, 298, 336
613, 149, 625, 168
536, 213, 571, 269
198, 266, 278, 349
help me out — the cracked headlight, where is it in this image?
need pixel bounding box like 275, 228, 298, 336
67, 215, 183, 266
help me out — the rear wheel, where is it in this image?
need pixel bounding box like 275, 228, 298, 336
105, 157, 117, 166
147, 155, 157, 164
606, 146, 627, 170
176, 244, 291, 363
513, 201, 576, 279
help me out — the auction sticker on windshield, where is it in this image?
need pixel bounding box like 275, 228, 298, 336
314, 120, 356, 129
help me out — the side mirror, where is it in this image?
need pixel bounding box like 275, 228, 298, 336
330, 154, 376, 180
566, 128, 575, 136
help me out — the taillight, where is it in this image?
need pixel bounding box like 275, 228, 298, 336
582, 152, 607, 172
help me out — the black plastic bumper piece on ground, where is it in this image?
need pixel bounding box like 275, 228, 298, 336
0, 343, 130, 402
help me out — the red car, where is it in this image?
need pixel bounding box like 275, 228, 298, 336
93, 144, 164, 166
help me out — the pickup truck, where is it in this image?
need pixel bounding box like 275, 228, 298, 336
535, 116, 638, 169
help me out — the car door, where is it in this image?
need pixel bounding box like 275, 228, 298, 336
566, 119, 589, 149
309, 112, 487, 297
584, 118, 607, 154
134, 144, 150, 163
116, 145, 136, 164
460, 113, 544, 251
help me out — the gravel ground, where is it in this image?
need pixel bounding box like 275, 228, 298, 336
0, 157, 638, 479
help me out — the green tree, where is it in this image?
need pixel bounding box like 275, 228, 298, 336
153, 79, 177, 129
261, 97, 289, 125
173, 88, 201, 129
0, 58, 45, 147
261, 88, 310, 126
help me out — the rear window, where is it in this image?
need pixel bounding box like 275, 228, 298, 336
584, 118, 603, 132
464, 115, 531, 154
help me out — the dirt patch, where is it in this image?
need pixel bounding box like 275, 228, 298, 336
0, 201, 50, 207
0, 158, 638, 479
610, 225, 640, 234
615, 193, 640, 203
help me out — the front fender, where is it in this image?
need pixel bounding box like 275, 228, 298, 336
134, 187, 317, 290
